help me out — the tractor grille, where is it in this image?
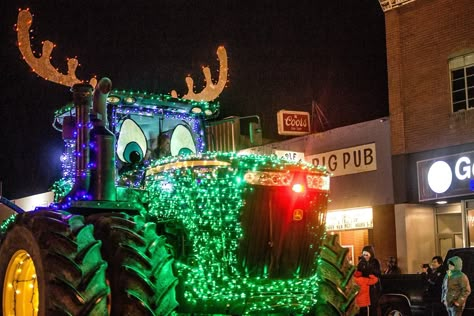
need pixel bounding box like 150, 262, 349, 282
237, 185, 327, 279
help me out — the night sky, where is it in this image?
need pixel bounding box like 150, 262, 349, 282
0, 0, 388, 199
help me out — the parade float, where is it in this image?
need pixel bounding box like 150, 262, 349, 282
0, 9, 358, 315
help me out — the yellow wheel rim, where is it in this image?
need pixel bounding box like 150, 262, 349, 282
3, 250, 39, 316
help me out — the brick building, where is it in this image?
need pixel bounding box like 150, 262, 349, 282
380, 0, 474, 272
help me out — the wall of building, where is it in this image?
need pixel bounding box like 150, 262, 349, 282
395, 203, 436, 273
373, 204, 398, 271
385, 0, 474, 155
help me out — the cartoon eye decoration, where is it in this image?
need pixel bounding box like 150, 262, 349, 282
170, 124, 197, 156
116, 118, 148, 164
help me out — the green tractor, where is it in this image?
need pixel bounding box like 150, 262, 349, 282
0, 9, 358, 315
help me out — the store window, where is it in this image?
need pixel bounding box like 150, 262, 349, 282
449, 52, 474, 112
326, 207, 373, 266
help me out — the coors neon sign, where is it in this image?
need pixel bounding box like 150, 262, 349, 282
277, 110, 311, 136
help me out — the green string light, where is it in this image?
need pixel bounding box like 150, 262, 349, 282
144, 152, 328, 313
0, 214, 17, 239
51, 151, 330, 313
50, 178, 74, 202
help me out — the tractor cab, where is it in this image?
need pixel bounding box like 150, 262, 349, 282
53, 90, 219, 188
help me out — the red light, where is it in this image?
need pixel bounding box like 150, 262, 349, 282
292, 183, 305, 193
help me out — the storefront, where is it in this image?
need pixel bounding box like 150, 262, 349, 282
241, 117, 396, 269
393, 142, 474, 272
324, 207, 374, 265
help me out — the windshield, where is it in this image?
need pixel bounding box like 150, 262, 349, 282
113, 108, 206, 173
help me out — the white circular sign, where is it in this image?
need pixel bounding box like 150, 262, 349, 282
427, 161, 452, 193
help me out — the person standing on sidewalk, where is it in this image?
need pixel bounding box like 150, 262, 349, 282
354, 270, 379, 315
441, 256, 471, 316
423, 255, 447, 315
357, 245, 382, 315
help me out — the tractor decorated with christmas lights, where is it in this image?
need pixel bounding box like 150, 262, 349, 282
0, 9, 358, 316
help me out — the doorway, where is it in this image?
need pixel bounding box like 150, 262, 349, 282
435, 205, 463, 255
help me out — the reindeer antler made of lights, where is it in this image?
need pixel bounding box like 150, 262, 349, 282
171, 46, 228, 102
16, 9, 96, 87
17, 9, 227, 101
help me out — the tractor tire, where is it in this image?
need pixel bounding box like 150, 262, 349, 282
0, 209, 109, 316
312, 234, 359, 316
86, 212, 178, 316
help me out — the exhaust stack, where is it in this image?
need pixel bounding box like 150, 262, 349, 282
64, 79, 116, 203
66, 84, 93, 200
88, 78, 116, 201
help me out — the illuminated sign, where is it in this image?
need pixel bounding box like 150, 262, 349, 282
277, 110, 311, 135
417, 151, 474, 201
306, 143, 377, 177
326, 207, 373, 231
273, 150, 305, 162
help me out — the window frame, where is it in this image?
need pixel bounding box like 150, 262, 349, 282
449, 52, 474, 113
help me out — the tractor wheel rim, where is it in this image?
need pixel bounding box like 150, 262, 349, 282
3, 250, 39, 316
